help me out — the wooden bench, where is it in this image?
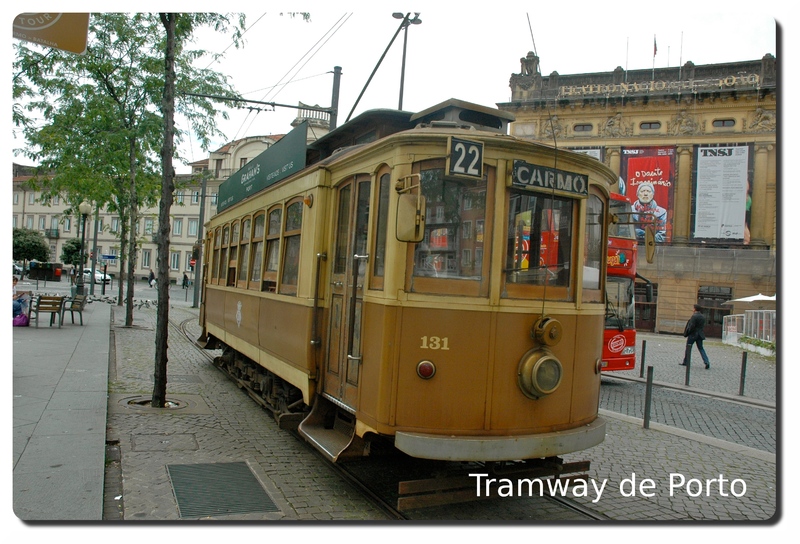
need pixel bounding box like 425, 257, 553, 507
31, 295, 66, 328
62, 294, 88, 325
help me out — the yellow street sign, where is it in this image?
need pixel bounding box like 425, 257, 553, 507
13, 13, 90, 54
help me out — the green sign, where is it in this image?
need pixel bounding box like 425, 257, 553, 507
217, 121, 308, 213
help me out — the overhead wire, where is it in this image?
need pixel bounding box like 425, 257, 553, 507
237, 13, 351, 139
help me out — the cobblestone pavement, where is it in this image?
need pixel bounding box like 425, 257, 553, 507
105, 304, 777, 522
107, 304, 388, 521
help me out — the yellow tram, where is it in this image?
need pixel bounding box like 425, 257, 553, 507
199, 99, 614, 466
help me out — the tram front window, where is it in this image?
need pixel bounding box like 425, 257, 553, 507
505, 192, 573, 288
606, 276, 635, 330
413, 166, 487, 280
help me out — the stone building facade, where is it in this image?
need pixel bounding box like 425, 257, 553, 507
498, 53, 777, 336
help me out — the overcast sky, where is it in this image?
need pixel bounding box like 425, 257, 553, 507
174, 3, 779, 172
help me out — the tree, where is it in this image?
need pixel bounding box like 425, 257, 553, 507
13, 13, 245, 329
13, 228, 49, 263
59, 238, 84, 267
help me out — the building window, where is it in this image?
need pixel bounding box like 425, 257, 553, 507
188, 218, 198, 237
240, 158, 248, 168
111, 217, 119, 233
192, 191, 200, 204
26, 216, 34, 229
144, 217, 154, 234
574, 124, 593, 132
211, 193, 218, 205
175, 191, 184, 205
38, 216, 46, 230
28, 193, 36, 205
640, 121, 661, 130
713, 119, 735, 128
170, 251, 181, 271
63, 217, 71, 232
14, 193, 19, 205
173, 218, 183, 236
142, 249, 151, 269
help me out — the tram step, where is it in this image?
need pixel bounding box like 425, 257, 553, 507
298, 395, 368, 462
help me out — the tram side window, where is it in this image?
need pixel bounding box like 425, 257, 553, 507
238, 217, 251, 286
227, 220, 240, 286
505, 192, 573, 289
371, 171, 391, 290
262, 207, 282, 292
413, 166, 487, 280
582, 193, 604, 302
218, 225, 230, 285
212, 228, 221, 281
250, 213, 265, 289
279, 200, 303, 296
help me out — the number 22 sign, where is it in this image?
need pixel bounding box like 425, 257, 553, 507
447, 137, 483, 179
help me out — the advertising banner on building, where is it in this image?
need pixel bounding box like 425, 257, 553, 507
692, 144, 752, 244
620, 146, 676, 244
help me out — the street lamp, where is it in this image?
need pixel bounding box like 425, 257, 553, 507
76, 201, 92, 295
392, 12, 422, 110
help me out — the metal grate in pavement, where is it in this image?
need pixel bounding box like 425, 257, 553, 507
167, 461, 279, 518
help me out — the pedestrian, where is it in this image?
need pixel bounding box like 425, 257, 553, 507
682, 304, 710, 369
182, 273, 189, 290
69, 267, 76, 285
148, 269, 156, 288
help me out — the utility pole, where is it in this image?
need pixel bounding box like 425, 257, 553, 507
192, 170, 209, 308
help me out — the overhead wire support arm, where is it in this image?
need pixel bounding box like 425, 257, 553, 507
179, 91, 334, 115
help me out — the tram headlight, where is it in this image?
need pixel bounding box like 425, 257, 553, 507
622, 346, 636, 355
517, 348, 563, 400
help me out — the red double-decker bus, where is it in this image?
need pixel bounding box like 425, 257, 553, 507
602, 193, 638, 371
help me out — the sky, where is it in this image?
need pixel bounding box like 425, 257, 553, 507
174, 5, 779, 172
6, 3, 781, 174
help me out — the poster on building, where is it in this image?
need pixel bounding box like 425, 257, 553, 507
620, 146, 676, 244
692, 144, 752, 244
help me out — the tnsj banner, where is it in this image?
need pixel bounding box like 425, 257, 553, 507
620, 147, 676, 244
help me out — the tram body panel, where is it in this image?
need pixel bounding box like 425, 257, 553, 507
392, 306, 492, 431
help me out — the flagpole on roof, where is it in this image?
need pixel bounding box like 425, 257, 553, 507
652, 34, 657, 80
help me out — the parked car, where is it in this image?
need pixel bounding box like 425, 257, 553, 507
13, 263, 23, 276
83, 268, 111, 284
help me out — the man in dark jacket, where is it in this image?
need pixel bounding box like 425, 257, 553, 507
682, 304, 710, 369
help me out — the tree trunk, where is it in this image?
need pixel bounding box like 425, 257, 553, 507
152, 13, 177, 408
125, 138, 139, 326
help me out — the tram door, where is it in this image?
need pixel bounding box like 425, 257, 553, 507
325, 177, 370, 409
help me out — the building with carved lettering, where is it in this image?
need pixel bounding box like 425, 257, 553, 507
499, 53, 777, 336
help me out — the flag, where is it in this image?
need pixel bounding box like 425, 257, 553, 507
654, 35, 657, 57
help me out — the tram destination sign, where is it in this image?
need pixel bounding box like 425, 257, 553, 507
511, 159, 588, 197
217, 121, 308, 213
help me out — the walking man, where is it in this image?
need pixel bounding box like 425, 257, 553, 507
682, 304, 710, 369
